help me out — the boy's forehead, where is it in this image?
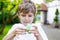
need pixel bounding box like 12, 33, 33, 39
20, 12, 34, 15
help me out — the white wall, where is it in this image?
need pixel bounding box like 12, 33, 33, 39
58, 6, 60, 23
47, 0, 60, 24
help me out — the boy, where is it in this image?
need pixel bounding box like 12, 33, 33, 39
3, 1, 48, 40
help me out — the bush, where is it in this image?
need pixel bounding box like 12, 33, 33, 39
54, 9, 59, 23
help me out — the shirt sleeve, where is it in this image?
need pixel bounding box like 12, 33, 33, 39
35, 23, 48, 40
6, 24, 18, 36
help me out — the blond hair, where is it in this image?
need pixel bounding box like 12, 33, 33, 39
18, 0, 36, 16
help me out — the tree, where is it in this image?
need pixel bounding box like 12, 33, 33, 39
54, 9, 59, 28
0, 0, 22, 34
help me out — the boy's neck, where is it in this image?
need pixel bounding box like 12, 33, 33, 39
22, 23, 32, 26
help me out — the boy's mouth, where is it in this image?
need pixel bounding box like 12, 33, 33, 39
24, 23, 29, 25
24, 22, 29, 23
23, 22, 30, 25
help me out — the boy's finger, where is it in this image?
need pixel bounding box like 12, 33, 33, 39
32, 26, 37, 29
16, 28, 26, 30
16, 28, 25, 31
19, 28, 26, 30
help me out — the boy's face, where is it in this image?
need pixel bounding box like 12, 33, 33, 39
18, 12, 34, 25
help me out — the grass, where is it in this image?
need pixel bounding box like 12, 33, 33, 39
0, 25, 12, 40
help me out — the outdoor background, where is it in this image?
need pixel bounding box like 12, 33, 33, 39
0, 0, 60, 40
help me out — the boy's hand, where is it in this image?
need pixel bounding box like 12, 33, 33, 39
30, 26, 40, 37
13, 28, 26, 35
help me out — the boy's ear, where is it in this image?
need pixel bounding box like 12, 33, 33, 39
17, 14, 19, 18
17, 13, 20, 18
18, 13, 20, 16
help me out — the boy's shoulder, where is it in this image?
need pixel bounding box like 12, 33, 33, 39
12, 23, 41, 28
12, 23, 25, 28
32, 23, 41, 26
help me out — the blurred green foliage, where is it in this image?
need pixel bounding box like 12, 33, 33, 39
0, 0, 22, 24
0, 25, 12, 40
45, 0, 54, 3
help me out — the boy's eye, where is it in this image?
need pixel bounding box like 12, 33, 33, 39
28, 15, 32, 17
22, 15, 26, 17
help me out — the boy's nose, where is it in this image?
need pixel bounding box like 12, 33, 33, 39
26, 17, 28, 20
25, 17, 29, 20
